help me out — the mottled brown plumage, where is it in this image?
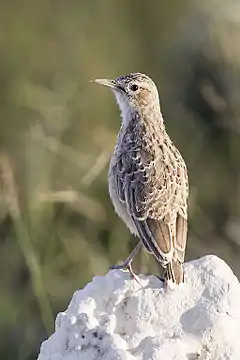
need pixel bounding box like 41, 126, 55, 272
94, 73, 188, 284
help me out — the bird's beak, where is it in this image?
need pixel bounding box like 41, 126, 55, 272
92, 78, 116, 89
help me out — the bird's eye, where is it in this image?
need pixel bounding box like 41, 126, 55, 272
130, 84, 139, 92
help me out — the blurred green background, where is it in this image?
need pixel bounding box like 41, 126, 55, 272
1, 0, 240, 359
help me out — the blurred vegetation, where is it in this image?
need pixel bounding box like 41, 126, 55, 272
1, 0, 240, 359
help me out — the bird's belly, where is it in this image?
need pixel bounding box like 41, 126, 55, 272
108, 171, 137, 236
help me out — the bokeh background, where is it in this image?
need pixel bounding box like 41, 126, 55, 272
1, 0, 240, 358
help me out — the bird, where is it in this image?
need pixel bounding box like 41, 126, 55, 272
93, 73, 189, 284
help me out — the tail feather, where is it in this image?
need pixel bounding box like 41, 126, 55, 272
166, 260, 184, 284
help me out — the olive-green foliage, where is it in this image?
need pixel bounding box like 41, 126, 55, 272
1, 0, 240, 359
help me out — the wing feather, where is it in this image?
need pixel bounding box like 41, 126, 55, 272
175, 214, 188, 263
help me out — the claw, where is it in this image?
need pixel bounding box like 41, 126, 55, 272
108, 242, 143, 285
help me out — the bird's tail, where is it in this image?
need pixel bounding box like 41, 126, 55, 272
166, 260, 184, 284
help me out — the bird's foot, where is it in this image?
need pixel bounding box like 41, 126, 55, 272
109, 263, 142, 286
109, 263, 128, 271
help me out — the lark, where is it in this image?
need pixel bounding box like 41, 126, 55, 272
94, 73, 188, 284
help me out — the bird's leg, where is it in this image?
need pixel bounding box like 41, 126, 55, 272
109, 241, 142, 280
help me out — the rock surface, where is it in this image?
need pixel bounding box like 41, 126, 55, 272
38, 255, 240, 360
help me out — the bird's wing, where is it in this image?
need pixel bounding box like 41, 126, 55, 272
115, 142, 188, 265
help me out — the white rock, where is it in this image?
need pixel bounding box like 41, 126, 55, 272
38, 255, 240, 360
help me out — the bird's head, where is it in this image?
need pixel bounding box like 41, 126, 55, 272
93, 73, 161, 119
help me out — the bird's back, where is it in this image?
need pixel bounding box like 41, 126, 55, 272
112, 114, 188, 220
